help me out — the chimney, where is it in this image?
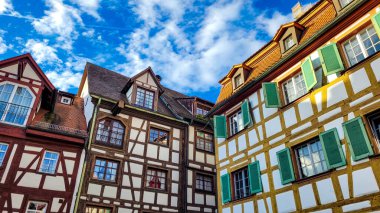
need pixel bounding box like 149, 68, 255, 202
292, 2, 303, 19
156, 75, 162, 82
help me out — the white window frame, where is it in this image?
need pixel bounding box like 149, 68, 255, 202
26, 200, 48, 213
281, 72, 307, 104
39, 150, 59, 174
295, 138, 328, 178
234, 74, 242, 89
0, 143, 8, 166
343, 25, 380, 66
0, 81, 35, 126
284, 36, 295, 51
60, 96, 71, 105
229, 110, 243, 136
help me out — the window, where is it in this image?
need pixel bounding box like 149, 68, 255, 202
39, 151, 59, 174
61, 96, 71, 105
146, 168, 167, 190
368, 110, 380, 146
343, 25, 380, 66
233, 168, 250, 200
196, 105, 209, 116
234, 74, 242, 89
95, 119, 125, 147
136, 87, 154, 109
284, 36, 295, 51
93, 158, 118, 182
149, 127, 169, 145
295, 138, 328, 178
0, 143, 8, 166
196, 173, 213, 192
196, 131, 214, 152
85, 206, 112, 213
339, 0, 353, 8
229, 110, 243, 136
282, 72, 307, 104
26, 201, 48, 213
0, 83, 34, 125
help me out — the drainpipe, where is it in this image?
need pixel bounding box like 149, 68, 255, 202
73, 97, 102, 212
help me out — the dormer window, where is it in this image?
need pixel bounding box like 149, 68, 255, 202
0, 83, 34, 125
234, 74, 242, 89
339, 0, 353, 8
136, 87, 154, 109
61, 96, 72, 105
284, 36, 295, 51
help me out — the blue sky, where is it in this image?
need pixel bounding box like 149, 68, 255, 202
0, 0, 316, 103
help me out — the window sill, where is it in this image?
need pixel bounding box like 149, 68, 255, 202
94, 141, 124, 150
37, 170, 58, 176
194, 188, 214, 195
195, 147, 215, 154
226, 129, 246, 140
292, 170, 333, 184
231, 194, 254, 203
90, 178, 119, 186
144, 187, 167, 193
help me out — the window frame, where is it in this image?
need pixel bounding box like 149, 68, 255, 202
234, 74, 243, 89
60, 96, 72, 105
135, 86, 155, 110
26, 200, 49, 213
280, 70, 308, 105
195, 130, 214, 153
228, 109, 244, 137
145, 167, 168, 191
341, 24, 380, 67
195, 172, 214, 193
38, 150, 60, 175
85, 205, 113, 213
95, 118, 125, 148
339, 0, 354, 8
0, 81, 35, 126
231, 167, 250, 200
91, 157, 120, 183
284, 35, 296, 51
147, 126, 170, 146
0, 143, 9, 167
366, 109, 380, 152
293, 137, 329, 179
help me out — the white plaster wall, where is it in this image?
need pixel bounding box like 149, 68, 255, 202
316, 178, 337, 204
352, 167, 379, 197
43, 176, 65, 191
326, 81, 348, 107
11, 193, 23, 209
299, 184, 316, 209
228, 140, 237, 156
244, 201, 254, 213
265, 116, 282, 137
283, 107, 297, 128
298, 98, 313, 121
18, 172, 41, 188
103, 186, 117, 198
143, 191, 155, 203
338, 174, 349, 200
269, 144, 285, 166
349, 68, 371, 94
276, 191, 296, 213
238, 134, 247, 151
87, 183, 101, 196
248, 129, 259, 146
370, 57, 380, 81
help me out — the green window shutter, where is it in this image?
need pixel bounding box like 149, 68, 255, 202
241, 99, 252, 127
221, 173, 231, 203
319, 128, 346, 169
276, 148, 295, 185
248, 161, 262, 194
301, 57, 317, 91
262, 82, 281, 108
318, 43, 344, 76
343, 117, 374, 161
214, 115, 227, 138
372, 12, 380, 37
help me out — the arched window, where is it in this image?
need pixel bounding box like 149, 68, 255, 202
0, 83, 34, 125
95, 119, 125, 147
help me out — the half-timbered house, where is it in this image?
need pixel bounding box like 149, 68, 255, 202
75, 63, 217, 212
210, 0, 380, 212
0, 54, 87, 212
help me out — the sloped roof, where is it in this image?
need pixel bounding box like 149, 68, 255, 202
84, 62, 214, 123
215, 1, 337, 104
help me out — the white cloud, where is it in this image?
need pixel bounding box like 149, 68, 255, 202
24, 39, 61, 65
0, 30, 10, 54
46, 70, 82, 91
71, 0, 102, 21
116, 0, 266, 93
0, 0, 13, 14
255, 11, 293, 37
32, 0, 83, 51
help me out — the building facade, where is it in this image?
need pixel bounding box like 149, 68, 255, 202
210, 0, 380, 212
0, 54, 87, 212
75, 63, 217, 212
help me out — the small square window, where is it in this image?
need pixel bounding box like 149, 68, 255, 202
234, 74, 242, 89
136, 87, 155, 109
196, 131, 214, 152
27, 201, 48, 213
294, 138, 328, 178
149, 127, 169, 145
61, 96, 71, 105
196, 173, 213, 192
339, 0, 353, 8
229, 110, 243, 136
39, 151, 59, 174
146, 168, 167, 190
92, 158, 119, 182
284, 36, 295, 51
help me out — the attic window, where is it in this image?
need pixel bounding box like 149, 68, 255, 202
339, 0, 353, 8
136, 87, 154, 109
234, 74, 242, 89
61, 96, 71, 105
284, 36, 295, 51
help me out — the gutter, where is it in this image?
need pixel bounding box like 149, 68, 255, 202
208, 0, 369, 116
73, 97, 102, 212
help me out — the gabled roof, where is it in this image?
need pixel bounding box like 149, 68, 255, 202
273, 22, 305, 42
122, 67, 164, 94
0, 53, 55, 91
